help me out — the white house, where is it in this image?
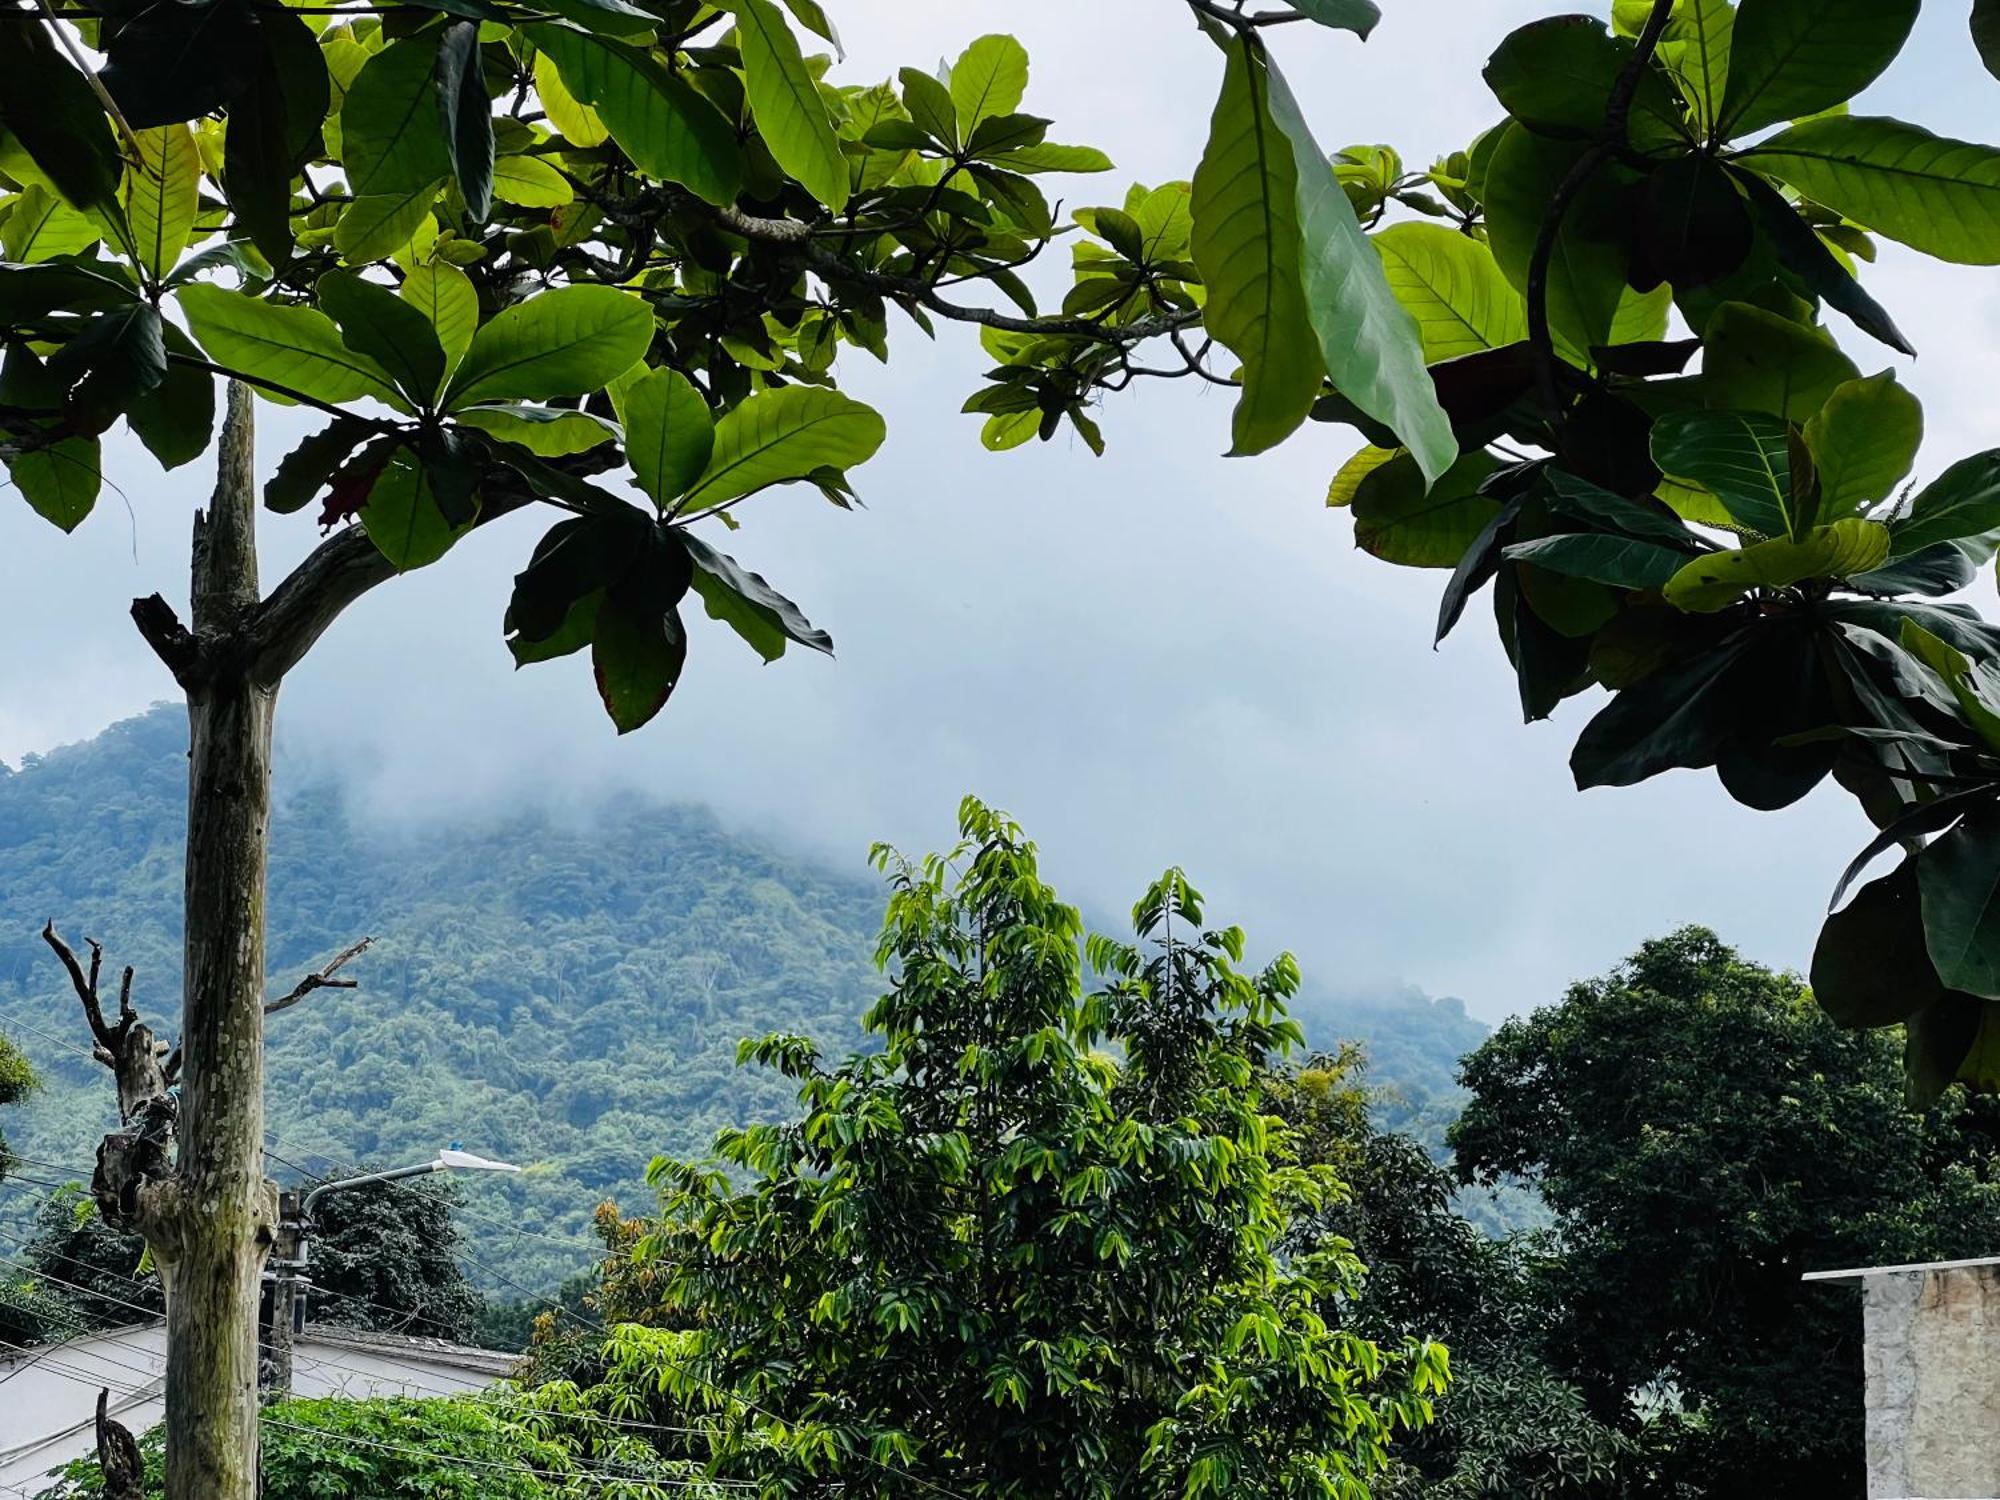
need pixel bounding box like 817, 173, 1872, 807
0, 1323, 520, 1495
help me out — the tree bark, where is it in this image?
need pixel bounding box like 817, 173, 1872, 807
158, 382, 279, 1500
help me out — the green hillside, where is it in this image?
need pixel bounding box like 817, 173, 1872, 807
0, 709, 1498, 1291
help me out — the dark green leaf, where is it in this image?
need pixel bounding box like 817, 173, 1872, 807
1978, 0, 2000, 82
592, 598, 686, 733
1630, 155, 1752, 290
1699, 300, 1859, 423
221, 5, 330, 264
361, 450, 473, 571
1730, 166, 1912, 355
1503, 533, 1688, 590
1352, 450, 1502, 567
1920, 804, 2000, 999
683, 532, 832, 661
0, 23, 121, 211
266, 415, 376, 514
1570, 634, 1753, 788
125, 323, 213, 470
1290, 0, 1380, 38
1546, 469, 1701, 549
435, 21, 496, 223
49, 301, 167, 434
317, 271, 447, 409
101, 0, 261, 128
1651, 408, 1793, 536
1890, 451, 2000, 557
1483, 16, 1683, 149
5, 435, 102, 531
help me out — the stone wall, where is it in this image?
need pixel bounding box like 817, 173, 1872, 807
1864, 1263, 2000, 1499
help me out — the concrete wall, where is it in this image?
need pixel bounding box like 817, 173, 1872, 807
1865, 1263, 2000, 1499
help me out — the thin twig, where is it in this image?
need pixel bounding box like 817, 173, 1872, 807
34, 0, 142, 160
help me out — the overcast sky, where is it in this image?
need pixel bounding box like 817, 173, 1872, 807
5, 2, 2000, 1022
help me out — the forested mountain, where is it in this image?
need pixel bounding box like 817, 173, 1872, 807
0, 708, 1497, 1290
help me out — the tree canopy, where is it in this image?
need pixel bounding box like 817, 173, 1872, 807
527, 801, 1447, 1498
1453, 926, 2000, 1494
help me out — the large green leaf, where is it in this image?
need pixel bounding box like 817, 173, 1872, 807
342, 38, 454, 197
1698, 300, 1858, 423
1189, 36, 1321, 458
1920, 805, 2000, 1000
1663, 517, 1890, 611
6, 436, 102, 531
1812, 857, 1946, 1029
435, 21, 496, 223
221, 4, 328, 265
1891, 452, 2000, 557
1745, 117, 2000, 265
1899, 619, 2000, 752
1351, 450, 1502, 567
1, 187, 100, 263
534, 51, 609, 148
361, 450, 473, 571
50, 300, 168, 434
1371, 223, 1525, 363
318, 270, 446, 409
593, 598, 686, 733
0, 23, 121, 213
1483, 16, 1684, 150
1717, 0, 1916, 141
951, 35, 1030, 138
529, 25, 743, 207
1290, 0, 1379, 37
178, 283, 409, 410
335, 185, 445, 264
399, 261, 479, 381
678, 387, 885, 513
684, 532, 833, 662
1979, 0, 2000, 82
122, 125, 201, 282
623, 367, 716, 508
125, 324, 215, 471
1264, 51, 1454, 480
1731, 166, 1912, 355
1571, 632, 1752, 788
1485, 123, 1653, 358
1546, 468, 1703, 549
443, 285, 652, 408
1651, 408, 1793, 536
1502, 533, 1689, 590
455, 403, 620, 456
730, 0, 849, 212
1657, 0, 1735, 142
1804, 372, 1921, 518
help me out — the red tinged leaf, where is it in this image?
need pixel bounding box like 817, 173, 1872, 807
318, 435, 401, 529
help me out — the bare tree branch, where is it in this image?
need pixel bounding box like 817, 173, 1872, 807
130, 594, 200, 684
43, 922, 117, 1057
266, 937, 374, 1017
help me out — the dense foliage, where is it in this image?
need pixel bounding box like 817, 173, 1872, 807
39, 1394, 707, 1498
0, 707, 1480, 1298
541, 802, 1447, 1498
1452, 927, 2000, 1496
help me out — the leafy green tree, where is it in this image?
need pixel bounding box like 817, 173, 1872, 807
22, 1183, 162, 1330
1452, 927, 2000, 1496
0, 2, 1424, 1491
300, 1175, 482, 1343
0, 1031, 70, 1346
1268, 1055, 1665, 1499
574, 801, 1445, 1497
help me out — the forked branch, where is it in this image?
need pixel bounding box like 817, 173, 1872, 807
266, 937, 374, 1017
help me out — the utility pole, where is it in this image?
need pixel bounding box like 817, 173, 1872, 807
254, 1149, 520, 1398
258, 1190, 303, 1401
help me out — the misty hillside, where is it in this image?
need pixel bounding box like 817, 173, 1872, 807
0, 708, 1500, 1289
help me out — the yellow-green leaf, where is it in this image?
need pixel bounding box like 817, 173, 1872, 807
399, 261, 479, 380
123, 125, 201, 280
1372, 222, 1525, 363
729, 0, 848, 212
534, 50, 608, 147
1663, 517, 1891, 611
1326, 445, 1398, 509
493, 154, 575, 207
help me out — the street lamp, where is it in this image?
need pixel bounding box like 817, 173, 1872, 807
261, 1144, 523, 1394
